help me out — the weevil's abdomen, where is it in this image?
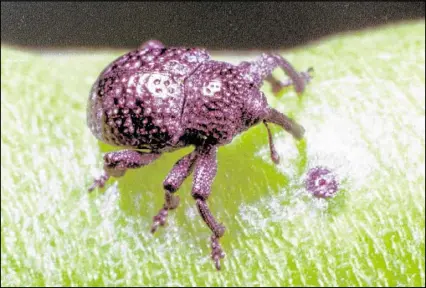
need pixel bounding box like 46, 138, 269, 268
87, 47, 210, 151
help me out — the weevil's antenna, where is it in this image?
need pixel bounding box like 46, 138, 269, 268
263, 121, 280, 164
265, 108, 305, 140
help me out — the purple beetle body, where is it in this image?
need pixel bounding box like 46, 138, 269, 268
87, 47, 210, 151
87, 40, 313, 270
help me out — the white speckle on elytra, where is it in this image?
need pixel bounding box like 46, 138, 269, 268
127, 75, 136, 87
185, 55, 198, 63
243, 73, 254, 82
202, 79, 222, 97
139, 73, 179, 99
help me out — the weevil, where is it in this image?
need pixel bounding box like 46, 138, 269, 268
87, 40, 313, 270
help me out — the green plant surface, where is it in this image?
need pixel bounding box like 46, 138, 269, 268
1, 20, 425, 287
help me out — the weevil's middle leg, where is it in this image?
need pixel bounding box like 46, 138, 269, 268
191, 145, 226, 270
151, 150, 198, 233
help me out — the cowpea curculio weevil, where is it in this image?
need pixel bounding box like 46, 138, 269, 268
87, 39, 313, 270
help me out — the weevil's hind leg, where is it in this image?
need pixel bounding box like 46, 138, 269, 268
265, 108, 305, 140
191, 146, 226, 270
139, 39, 165, 50
265, 67, 313, 95
151, 150, 198, 233
88, 150, 160, 192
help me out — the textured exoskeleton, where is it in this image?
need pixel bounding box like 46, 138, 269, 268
87, 39, 313, 270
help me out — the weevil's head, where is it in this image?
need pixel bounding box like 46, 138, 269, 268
240, 88, 305, 164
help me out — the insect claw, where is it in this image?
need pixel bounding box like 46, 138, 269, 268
215, 259, 221, 271
150, 222, 159, 234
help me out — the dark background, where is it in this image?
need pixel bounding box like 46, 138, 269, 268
1, 2, 425, 50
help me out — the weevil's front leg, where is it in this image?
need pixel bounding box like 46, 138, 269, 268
139, 39, 165, 50
250, 53, 313, 95
88, 150, 160, 192
151, 150, 198, 233
191, 146, 225, 270
265, 67, 314, 95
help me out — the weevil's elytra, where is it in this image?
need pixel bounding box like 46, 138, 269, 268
87, 47, 210, 151
87, 40, 313, 270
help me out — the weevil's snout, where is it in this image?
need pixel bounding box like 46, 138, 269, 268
288, 119, 305, 140
262, 108, 305, 164
265, 108, 305, 140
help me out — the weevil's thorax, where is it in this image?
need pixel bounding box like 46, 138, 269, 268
87, 47, 210, 152
181, 60, 269, 146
